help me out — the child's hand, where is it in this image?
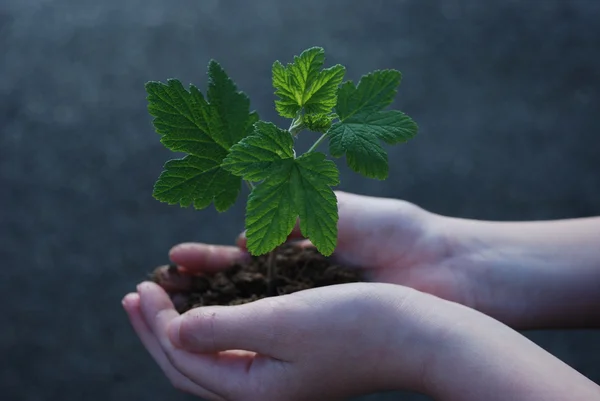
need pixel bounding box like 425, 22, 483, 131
123, 281, 452, 400
123, 280, 600, 401
170, 191, 478, 316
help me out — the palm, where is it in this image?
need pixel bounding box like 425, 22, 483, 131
330, 193, 475, 307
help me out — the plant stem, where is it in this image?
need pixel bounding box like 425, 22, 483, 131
288, 117, 303, 137
266, 251, 276, 296
306, 133, 327, 153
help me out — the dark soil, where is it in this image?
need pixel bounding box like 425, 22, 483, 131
150, 244, 363, 313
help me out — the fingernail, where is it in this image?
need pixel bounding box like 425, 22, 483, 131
168, 316, 183, 348
122, 293, 136, 308
137, 282, 150, 293
236, 232, 248, 249
169, 243, 184, 256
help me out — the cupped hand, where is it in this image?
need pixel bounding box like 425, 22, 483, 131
123, 280, 455, 401
170, 191, 481, 310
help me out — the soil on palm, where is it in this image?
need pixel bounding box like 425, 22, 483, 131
151, 244, 363, 314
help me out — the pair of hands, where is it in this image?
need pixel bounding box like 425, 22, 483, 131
123, 191, 600, 400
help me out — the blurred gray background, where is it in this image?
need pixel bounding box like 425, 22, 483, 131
2, 0, 599, 400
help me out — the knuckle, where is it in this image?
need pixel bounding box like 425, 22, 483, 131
162, 348, 188, 379
178, 310, 207, 348
182, 307, 225, 351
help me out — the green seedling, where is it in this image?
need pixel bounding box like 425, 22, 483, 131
146, 47, 418, 257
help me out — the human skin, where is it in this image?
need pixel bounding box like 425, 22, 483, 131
172, 191, 600, 329
124, 281, 445, 400
124, 190, 600, 399
123, 281, 600, 400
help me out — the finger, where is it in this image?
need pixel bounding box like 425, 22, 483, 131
151, 265, 203, 293
333, 190, 365, 250
168, 296, 295, 361
331, 190, 404, 268
121, 292, 212, 398
169, 243, 249, 274
136, 282, 253, 397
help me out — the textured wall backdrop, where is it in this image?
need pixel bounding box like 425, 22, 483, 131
1, 1, 599, 400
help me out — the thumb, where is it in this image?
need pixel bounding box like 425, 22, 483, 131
168, 298, 293, 359
333, 191, 424, 268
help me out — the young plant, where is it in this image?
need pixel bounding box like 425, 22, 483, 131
146, 47, 417, 258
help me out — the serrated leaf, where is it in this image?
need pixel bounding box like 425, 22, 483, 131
222, 121, 294, 181
335, 70, 402, 118
146, 80, 218, 156
327, 70, 418, 180
304, 113, 334, 133
153, 156, 241, 212
206, 60, 259, 149
146, 60, 257, 211
244, 160, 297, 255
291, 153, 339, 256
273, 47, 346, 118
245, 153, 339, 256
224, 122, 340, 255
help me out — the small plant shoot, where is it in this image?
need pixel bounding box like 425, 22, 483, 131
146, 47, 418, 257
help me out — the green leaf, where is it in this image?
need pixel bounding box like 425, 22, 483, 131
146, 60, 257, 212
222, 121, 294, 182
223, 120, 339, 255
244, 160, 297, 255
273, 47, 346, 118
206, 60, 260, 149
327, 70, 418, 180
290, 153, 339, 256
153, 156, 241, 211
244, 153, 339, 256
335, 70, 402, 118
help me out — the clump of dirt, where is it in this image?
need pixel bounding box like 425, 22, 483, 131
151, 244, 363, 313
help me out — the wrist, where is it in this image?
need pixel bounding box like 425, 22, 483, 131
378, 288, 532, 397
426, 303, 600, 401
438, 215, 600, 329
375, 287, 472, 395
434, 215, 540, 328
